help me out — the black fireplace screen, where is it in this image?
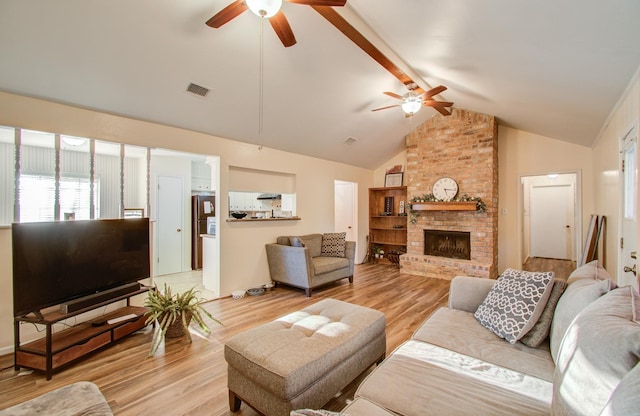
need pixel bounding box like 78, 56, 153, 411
424, 230, 471, 260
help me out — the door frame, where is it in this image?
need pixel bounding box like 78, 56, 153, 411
334, 180, 358, 259
155, 174, 185, 276
518, 170, 582, 267
618, 122, 638, 288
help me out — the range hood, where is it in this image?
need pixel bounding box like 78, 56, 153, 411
257, 193, 281, 200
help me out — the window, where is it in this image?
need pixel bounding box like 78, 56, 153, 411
18, 175, 99, 222
624, 140, 636, 220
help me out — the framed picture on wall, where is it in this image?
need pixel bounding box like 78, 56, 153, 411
385, 173, 403, 187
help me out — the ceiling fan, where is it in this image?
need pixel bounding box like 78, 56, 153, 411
372, 85, 454, 117
206, 0, 347, 47
309, 6, 454, 116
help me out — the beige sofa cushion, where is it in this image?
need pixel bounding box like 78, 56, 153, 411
549, 277, 614, 363
312, 256, 350, 275
567, 259, 612, 283
0, 381, 112, 416
355, 340, 552, 416
413, 307, 555, 381
599, 362, 640, 416
552, 287, 640, 416
300, 234, 323, 257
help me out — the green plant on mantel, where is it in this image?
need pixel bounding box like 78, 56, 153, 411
408, 193, 487, 224
144, 283, 222, 357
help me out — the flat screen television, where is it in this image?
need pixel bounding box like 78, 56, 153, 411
12, 218, 151, 317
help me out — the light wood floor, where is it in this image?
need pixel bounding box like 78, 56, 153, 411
523, 257, 576, 281
0, 264, 450, 416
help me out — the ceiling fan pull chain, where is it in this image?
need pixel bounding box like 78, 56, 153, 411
258, 18, 265, 137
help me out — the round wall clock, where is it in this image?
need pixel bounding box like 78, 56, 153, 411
432, 177, 458, 201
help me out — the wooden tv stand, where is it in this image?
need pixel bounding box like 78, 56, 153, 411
14, 286, 150, 380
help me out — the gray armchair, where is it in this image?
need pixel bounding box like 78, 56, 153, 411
265, 233, 355, 296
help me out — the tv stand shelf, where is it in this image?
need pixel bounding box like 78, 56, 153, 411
14, 288, 150, 380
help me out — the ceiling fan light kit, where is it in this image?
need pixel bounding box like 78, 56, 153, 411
246, 0, 282, 18
400, 92, 422, 115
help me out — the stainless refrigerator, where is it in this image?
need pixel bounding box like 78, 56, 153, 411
191, 195, 215, 270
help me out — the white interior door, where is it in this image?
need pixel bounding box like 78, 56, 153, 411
530, 184, 573, 260
156, 175, 184, 276
620, 126, 638, 288
334, 180, 357, 242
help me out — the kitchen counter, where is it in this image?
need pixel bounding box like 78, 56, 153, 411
226, 216, 301, 222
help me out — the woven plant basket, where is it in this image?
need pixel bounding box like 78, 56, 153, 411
164, 311, 192, 338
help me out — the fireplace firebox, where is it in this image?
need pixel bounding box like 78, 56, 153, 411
424, 230, 471, 260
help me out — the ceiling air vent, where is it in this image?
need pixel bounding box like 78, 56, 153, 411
343, 136, 358, 145
186, 82, 210, 97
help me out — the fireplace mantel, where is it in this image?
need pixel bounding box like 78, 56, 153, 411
411, 201, 477, 211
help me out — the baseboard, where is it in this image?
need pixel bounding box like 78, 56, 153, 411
0, 344, 14, 357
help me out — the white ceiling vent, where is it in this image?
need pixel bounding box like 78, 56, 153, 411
343, 136, 358, 145
186, 82, 210, 97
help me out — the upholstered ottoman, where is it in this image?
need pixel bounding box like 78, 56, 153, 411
225, 298, 386, 416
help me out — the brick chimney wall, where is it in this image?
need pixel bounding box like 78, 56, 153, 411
400, 108, 499, 279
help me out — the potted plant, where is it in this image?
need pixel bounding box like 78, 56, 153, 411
144, 283, 221, 356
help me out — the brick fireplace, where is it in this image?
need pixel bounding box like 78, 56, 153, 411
400, 108, 499, 279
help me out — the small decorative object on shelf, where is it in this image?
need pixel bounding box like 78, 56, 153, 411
399, 200, 405, 214
384, 165, 404, 187
384, 196, 394, 215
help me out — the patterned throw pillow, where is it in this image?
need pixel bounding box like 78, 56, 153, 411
474, 268, 554, 344
321, 232, 346, 257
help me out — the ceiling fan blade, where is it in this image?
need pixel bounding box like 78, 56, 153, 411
206, 0, 248, 28
423, 85, 447, 99
423, 100, 454, 108
372, 104, 400, 112
432, 106, 452, 116
269, 10, 297, 47
383, 92, 403, 100
287, 0, 346, 5
312, 6, 415, 88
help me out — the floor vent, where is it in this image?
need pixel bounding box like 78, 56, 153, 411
186, 83, 210, 97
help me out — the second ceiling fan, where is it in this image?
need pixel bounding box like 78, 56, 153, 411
206, 0, 347, 47
372, 85, 454, 117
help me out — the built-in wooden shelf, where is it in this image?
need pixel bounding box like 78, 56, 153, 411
411, 201, 478, 211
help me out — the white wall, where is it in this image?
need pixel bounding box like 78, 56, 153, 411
373, 150, 407, 188
592, 71, 639, 288
497, 126, 594, 272
0, 92, 374, 352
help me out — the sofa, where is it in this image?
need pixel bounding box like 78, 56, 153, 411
337, 261, 640, 416
0, 381, 112, 416
266, 233, 355, 296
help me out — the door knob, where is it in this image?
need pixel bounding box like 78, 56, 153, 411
624, 264, 637, 276
177, 228, 182, 232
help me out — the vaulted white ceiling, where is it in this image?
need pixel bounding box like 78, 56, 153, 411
1, 0, 639, 169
